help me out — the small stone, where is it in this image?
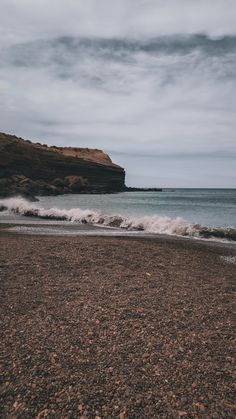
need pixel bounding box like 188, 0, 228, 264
36, 409, 50, 419
178, 411, 187, 417
196, 403, 205, 412
180, 396, 188, 406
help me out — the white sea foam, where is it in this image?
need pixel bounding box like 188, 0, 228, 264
0, 197, 235, 241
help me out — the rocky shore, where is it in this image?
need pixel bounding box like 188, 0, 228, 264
0, 133, 126, 198
0, 133, 164, 199
0, 228, 235, 418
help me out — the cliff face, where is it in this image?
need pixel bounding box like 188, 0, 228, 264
0, 133, 126, 197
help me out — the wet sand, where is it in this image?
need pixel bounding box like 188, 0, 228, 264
0, 227, 235, 418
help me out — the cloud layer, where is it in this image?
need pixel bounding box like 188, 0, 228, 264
0, 1, 236, 187
1, 0, 236, 43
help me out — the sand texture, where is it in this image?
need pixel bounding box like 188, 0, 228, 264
0, 231, 235, 418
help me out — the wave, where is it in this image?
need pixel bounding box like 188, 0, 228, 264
0, 197, 235, 242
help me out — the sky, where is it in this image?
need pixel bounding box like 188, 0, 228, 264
0, 0, 236, 187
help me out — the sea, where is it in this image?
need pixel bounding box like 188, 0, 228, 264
0, 189, 236, 243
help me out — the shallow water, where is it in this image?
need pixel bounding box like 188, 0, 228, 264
0, 189, 235, 241
37, 189, 236, 228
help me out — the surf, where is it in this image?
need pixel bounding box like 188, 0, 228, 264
1, 197, 235, 242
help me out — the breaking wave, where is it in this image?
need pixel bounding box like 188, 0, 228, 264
0, 197, 235, 242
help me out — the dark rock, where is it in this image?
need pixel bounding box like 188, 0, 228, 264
125, 187, 162, 192
0, 132, 126, 197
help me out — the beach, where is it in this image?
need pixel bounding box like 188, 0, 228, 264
0, 227, 235, 418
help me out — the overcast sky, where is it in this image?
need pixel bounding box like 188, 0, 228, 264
0, 0, 236, 187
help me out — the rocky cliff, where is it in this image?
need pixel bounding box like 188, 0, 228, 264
0, 133, 126, 197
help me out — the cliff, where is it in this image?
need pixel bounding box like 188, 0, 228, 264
0, 133, 126, 198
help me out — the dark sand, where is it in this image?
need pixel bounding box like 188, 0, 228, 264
0, 227, 235, 418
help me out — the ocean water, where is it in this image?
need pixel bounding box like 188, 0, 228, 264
0, 189, 236, 242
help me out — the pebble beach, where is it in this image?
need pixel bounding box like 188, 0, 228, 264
0, 227, 235, 418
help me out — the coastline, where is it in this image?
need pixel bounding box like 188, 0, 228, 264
1, 221, 236, 249
1, 227, 235, 417
1, 190, 236, 242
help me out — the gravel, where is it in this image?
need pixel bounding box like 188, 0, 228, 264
0, 230, 235, 418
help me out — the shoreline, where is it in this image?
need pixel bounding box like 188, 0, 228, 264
1, 191, 236, 243
1, 228, 235, 417
1, 222, 236, 251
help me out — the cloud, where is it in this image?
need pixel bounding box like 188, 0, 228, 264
0, 1, 235, 187
1, 0, 236, 45
114, 153, 236, 188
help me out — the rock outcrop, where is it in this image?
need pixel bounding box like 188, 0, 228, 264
0, 133, 126, 198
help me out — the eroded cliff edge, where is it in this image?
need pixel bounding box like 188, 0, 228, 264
0, 133, 126, 197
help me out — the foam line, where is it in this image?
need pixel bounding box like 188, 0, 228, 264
0, 197, 235, 241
